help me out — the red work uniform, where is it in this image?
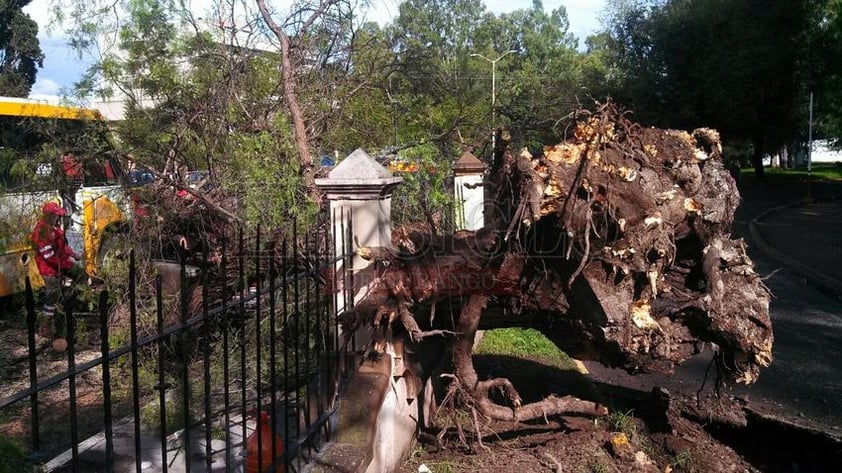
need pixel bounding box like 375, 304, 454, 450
30, 201, 83, 348
30, 202, 76, 278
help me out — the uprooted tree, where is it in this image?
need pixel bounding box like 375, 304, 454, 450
344, 103, 774, 426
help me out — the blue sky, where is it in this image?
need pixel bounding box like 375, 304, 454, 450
23, 0, 606, 101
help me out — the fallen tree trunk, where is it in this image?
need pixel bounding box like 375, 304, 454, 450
346, 103, 773, 425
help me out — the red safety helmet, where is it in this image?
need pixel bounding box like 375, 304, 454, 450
42, 201, 67, 216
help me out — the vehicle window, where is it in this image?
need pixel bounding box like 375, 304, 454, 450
186, 170, 209, 189
0, 109, 119, 191
127, 168, 155, 187
81, 156, 121, 187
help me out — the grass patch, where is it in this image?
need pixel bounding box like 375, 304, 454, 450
475, 328, 576, 369
425, 462, 457, 473
670, 449, 695, 472
739, 162, 842, 186
606, 409, 638, 437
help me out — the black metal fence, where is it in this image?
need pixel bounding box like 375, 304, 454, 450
0, 216, 354, 472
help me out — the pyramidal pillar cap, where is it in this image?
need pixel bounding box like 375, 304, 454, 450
315, 148, 402, 200
453, 150, 486, 176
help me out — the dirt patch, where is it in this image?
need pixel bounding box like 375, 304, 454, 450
0, 312, 124, 462
401, 406, 754, 472
398, 355, 839, 473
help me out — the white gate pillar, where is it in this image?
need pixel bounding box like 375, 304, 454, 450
453, 150, 486, 231
315, 148, 402, 317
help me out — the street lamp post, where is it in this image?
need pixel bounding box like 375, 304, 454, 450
471, 50, 516, 153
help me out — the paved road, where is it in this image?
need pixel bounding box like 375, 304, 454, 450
585, 178, 842, 438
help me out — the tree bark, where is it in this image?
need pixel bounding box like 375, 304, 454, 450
753, 134, 766, 180
255, 0, 322, 203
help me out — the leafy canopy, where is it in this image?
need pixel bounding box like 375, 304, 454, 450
0, 0, 44, 96
601, 0, 830, 175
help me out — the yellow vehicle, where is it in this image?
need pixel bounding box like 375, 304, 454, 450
0, 97, 130, 298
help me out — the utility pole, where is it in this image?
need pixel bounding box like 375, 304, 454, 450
471, 50, 516, 153
387, 77, 399, 148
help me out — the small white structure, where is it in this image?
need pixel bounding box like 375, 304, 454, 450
453, 150, 486, 231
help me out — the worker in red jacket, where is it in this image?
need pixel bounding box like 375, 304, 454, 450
30, 201, 86, 351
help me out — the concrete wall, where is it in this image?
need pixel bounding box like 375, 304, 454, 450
362, 368, 422, 473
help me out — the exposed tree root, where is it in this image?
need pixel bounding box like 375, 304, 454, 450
398, 303, 456, 342
343, 101, 772, 442
450, 295, 607, 425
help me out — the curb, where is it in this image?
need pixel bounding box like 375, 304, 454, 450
741, 406, 842, 444
748, 197, 842, 300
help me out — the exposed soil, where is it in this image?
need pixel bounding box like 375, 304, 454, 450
398, 355, 841, 473
0, 310, 131, 463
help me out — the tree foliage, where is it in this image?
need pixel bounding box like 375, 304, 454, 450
601, 0, 835, 176
56, 0, 612, 187
0, 0, 43, 96
61, 0, 338, 229
492, 2, 581, 147
809, 0, 842, 146
50, 0, 842, 219
390, 143, 456, 233
385, 0, 600, 159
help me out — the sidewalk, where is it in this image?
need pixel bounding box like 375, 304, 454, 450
749, 197, 842, 298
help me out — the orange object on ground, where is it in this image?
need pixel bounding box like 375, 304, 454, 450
245, 411, 284, 473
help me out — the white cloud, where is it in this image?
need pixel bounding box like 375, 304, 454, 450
357, 0, 401, 25
23, 0, 55, 34
29, 77, 62, 98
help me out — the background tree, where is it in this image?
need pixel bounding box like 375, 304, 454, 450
808, 0, 842, 147
60, 0, 363, 208
0, 0, 44, 96
602, 0, 817, 178
389, 0, 491, 154
255, 0, 361, 200
316, 20, 395, 152
578, 32, 623, 108
492, 2, 581, 148
386, 0, 601, 158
